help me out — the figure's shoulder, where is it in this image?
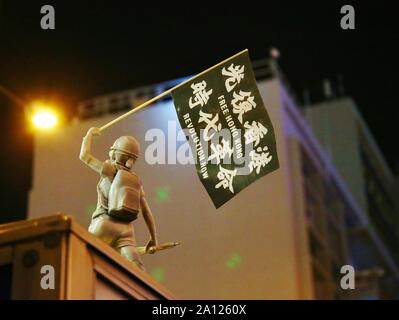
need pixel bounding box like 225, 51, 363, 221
130, 170, 143, 184
115, 168, 142, 183
129, 170, 138, 177
101, 160, 117, 177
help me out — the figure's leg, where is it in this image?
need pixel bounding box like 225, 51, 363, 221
119, 246, 145, 271
88, 215, 114, 246
116, 223, 145, 271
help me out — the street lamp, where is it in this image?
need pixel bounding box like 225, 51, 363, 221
32, 109, 58, 129
30, 102, 59, 130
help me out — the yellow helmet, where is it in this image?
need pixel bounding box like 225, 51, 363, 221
110, 136, 140, 159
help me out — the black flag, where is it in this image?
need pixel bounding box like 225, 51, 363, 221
172, 50, 279, 208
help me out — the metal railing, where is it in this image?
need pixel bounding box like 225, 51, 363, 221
76, 57, 296, 120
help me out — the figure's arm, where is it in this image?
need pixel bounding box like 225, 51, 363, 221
79, 127, 104, 174
140, 194, 158, 251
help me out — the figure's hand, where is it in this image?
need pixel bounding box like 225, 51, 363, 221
146, 238, 158, 254
87, 127, 101, 137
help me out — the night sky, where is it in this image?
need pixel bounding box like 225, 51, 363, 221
0, 1, 398, 222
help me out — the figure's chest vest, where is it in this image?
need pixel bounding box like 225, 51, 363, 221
97, 177, 112, 210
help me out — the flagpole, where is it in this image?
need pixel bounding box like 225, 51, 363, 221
99, 49, 248, 132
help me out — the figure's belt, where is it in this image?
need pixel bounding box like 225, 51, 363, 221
107, 207, 139, 222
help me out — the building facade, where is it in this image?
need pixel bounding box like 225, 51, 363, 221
305, 98, 399, 297
28, 57, 399, 299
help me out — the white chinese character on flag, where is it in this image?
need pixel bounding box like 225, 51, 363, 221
215, 165, 237, 193
189, 81, 213, 109
199, 110, 222, 141
248, 146, 273, 174
231, 90, 257, 123
244, 121, 268, 147
208, 139, 234, 165
222, 63, 245, 92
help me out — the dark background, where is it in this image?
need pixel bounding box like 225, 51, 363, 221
0, 1, 398, 222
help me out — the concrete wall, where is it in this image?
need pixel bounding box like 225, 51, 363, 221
29, 79, 312, 299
